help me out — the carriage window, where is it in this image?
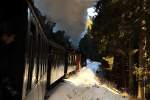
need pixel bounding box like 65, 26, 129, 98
38, 35, 42, 80
26, 21, 36, 92
35, 34, 40, 83
26, 35, 33, 92
71, 55, 74, 65
39, 35, 41, 78
42, 41, 44, 75
42, 40, 45, 74
44, 43, 46, 74
30, 22, 36, 34
69, 55, 71, 65
45, 42, 47, 73
40, 37, 43, 77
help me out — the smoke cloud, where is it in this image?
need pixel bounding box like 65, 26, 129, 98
33, 0, 97, 47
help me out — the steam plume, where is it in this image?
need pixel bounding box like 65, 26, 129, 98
34, 0, 97, 47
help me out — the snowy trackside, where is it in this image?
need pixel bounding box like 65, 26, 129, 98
86, 59, 101, 73
48, 67, 129, 100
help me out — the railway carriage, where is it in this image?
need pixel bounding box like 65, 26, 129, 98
23, 1, 81, 100
66, 51, 77, 74
47, 41, 66, 86
0, 1, 83, 100
22, 4, 49, 100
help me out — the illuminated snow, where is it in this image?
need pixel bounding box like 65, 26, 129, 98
86, 59, 101, 73
48, 67, 129, 100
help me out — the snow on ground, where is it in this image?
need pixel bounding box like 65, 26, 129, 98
86, 59, 101, 73
48, 67, 129, 100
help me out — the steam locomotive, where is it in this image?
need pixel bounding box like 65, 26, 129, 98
0, 1, 85, 100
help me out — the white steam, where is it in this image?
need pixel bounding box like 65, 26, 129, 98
33, 0, 97, 47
